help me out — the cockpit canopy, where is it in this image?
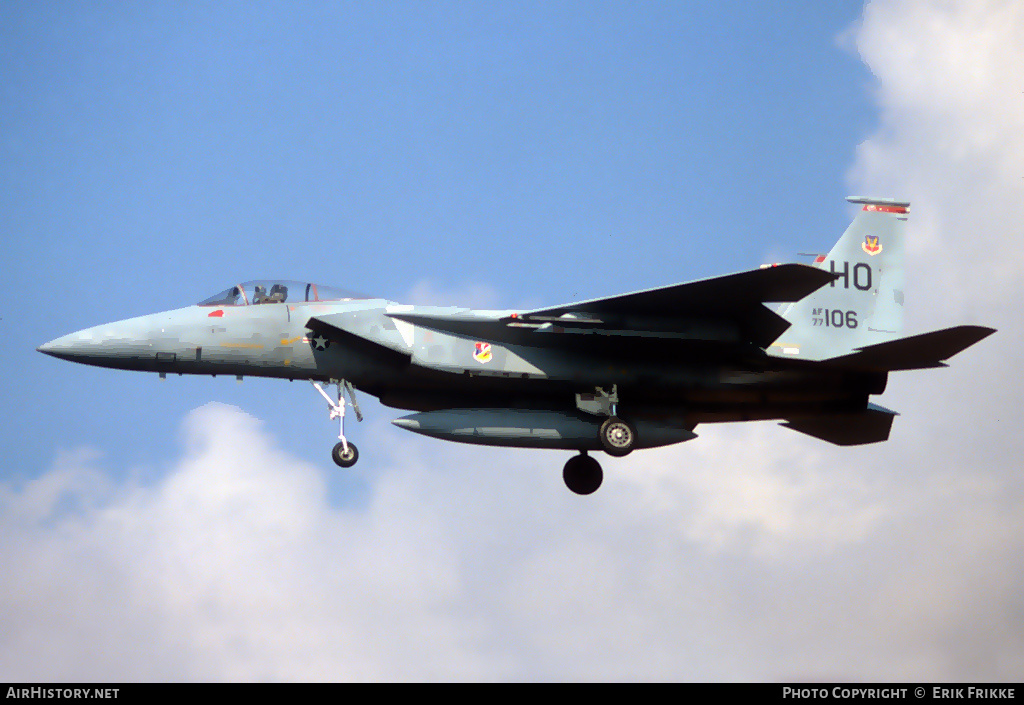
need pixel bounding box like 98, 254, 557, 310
198, 280, 366, 306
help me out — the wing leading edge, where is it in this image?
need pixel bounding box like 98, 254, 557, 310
528, 263, 837, 319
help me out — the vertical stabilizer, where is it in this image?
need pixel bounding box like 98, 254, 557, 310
769, 197, 908, 361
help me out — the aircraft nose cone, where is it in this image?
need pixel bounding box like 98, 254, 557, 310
37, 332, 90, 361
37, 324, 138, 366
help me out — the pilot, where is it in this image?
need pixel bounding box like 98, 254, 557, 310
268, 284, 288, 303
253, 284, 267, 304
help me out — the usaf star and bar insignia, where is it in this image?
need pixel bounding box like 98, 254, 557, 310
308, 334, 330, 351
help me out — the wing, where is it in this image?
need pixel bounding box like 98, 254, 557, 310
390, 264, 837, 350
529, 263, 836, 319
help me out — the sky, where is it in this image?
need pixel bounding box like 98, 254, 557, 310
1, 0, 1022, 682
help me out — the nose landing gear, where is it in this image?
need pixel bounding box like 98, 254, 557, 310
331, 440, 359, 468
311, 379, 362, 467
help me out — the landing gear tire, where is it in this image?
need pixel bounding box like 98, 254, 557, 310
332, 441, 359, 468
599, 417, 636, 457
563, 453, 603, 495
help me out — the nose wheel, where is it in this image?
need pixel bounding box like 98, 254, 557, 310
332, 441, 359, 468
311, 379, 363, 467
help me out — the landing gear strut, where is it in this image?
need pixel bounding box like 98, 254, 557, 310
311, 379, 362, 467
561, 384, 641, 493
576, 383, 637, 458
563, 452, 603, 495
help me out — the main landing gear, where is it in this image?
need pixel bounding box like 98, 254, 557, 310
561, 418, 635, 495
599, 416, 636, 457
311, 379, 362, 468
563, 452, 603, 495
563, 385, 638, 494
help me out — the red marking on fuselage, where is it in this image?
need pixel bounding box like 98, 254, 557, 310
208, 309, 224, 317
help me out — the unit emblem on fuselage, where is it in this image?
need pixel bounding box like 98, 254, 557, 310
473, 341, 492, 364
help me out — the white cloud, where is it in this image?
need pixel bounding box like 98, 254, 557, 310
0, 404, 488, 681
4, 400, 1023, 680
848, 0, 1024, 315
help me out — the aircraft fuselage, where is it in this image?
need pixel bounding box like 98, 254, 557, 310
38, 296, 884, 427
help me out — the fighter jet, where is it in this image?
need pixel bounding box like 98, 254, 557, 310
38, 197, 994, 494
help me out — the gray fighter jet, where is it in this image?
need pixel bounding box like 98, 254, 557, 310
38, 197, 994, 494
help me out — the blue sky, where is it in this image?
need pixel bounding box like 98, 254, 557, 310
3, 0, 1022, 681
5, 1, 872, 473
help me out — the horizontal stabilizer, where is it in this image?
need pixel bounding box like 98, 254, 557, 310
781, 403, 898, 446
824, 325, 995, 371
